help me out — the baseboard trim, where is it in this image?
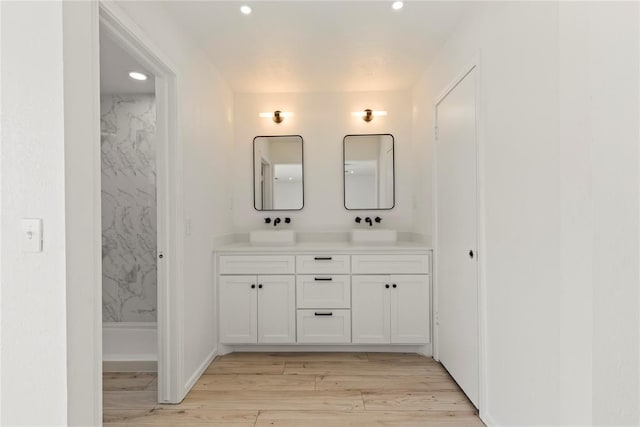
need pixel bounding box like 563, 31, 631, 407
182, 347, 217, 398
480, 410, 497, 426
219, 344, 428, 354
103, 360, 157, 373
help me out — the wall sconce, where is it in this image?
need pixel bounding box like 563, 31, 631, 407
259, 110, 292, 124
352, 109, 388, 122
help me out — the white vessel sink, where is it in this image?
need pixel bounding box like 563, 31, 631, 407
350, 229, 397, 244
249, 230, 296, 246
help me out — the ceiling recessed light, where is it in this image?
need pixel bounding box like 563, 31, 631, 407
128, 71, 147, 81
240, 5, 252, 15
392, 1, 403, 10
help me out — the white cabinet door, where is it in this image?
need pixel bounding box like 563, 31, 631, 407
390, 275, 429, 344
352, 275, 390, 344
219, 276, 257, 343
257, 275, 296, 343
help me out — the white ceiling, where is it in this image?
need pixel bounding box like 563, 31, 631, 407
100, 23, 155, 95
161, 1, 473, 93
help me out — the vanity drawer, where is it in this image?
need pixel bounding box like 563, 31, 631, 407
352, 254, 429, 274
296, 255, 350, 274
219, 255, 295, 275
296, 309, 351, 343
296, 275, 350, 309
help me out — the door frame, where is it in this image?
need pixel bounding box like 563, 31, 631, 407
432, 58, 488, 417
98, 1, 183, 404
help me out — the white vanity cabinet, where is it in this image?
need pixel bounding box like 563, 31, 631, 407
351, 255, 430, 344
219, 255, 296, 344
216, 247, 431, 348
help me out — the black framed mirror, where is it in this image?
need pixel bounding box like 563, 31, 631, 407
253, 135, 304, 211
343, 133, 395, 210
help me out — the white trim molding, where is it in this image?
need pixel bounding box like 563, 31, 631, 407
182, 348, 218, 397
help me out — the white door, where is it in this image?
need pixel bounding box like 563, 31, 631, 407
352, 275, 390, 343
390, 275, 429, 344
257, 275, 296, 343
219, 276, 257, 343
436, 67, 479, 408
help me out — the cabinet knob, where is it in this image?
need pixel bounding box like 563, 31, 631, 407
251, 284, 256, 289
258, 284, 263, 289
385, 284, 390, 289
392, 284, 397, 288
469, 250, 474, 259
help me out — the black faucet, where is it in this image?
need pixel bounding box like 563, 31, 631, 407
365, 217, 373, 227
273, 217, 282, 227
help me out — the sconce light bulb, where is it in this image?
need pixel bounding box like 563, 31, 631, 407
259, 111, 292, 123
352, 109, 387, 122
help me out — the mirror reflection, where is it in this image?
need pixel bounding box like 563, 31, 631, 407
253, 135, 304, 211
343, 134, 395, 210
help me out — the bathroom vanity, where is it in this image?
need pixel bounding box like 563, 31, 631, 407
215, 132, 431, 353
214, 236, 432, 353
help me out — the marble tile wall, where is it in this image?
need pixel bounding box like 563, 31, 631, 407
101, 94, 157, 322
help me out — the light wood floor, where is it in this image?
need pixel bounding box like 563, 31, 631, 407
104, 352, 483, 426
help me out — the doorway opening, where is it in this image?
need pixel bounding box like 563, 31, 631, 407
98, 2, 181, 407
100, 18, 158, 380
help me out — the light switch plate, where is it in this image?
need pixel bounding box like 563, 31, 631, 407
21, 218, 43, 253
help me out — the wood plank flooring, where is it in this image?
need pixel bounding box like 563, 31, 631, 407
104, 352, 483, 426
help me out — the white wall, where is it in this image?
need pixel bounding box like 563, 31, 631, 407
581, 3, 640, 423
113, 0, 235, 397
234, 91, 412, 231
1, 2, 69, 424
412, 1, 639, 425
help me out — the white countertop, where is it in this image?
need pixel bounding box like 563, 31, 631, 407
214, 240, 432, 253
